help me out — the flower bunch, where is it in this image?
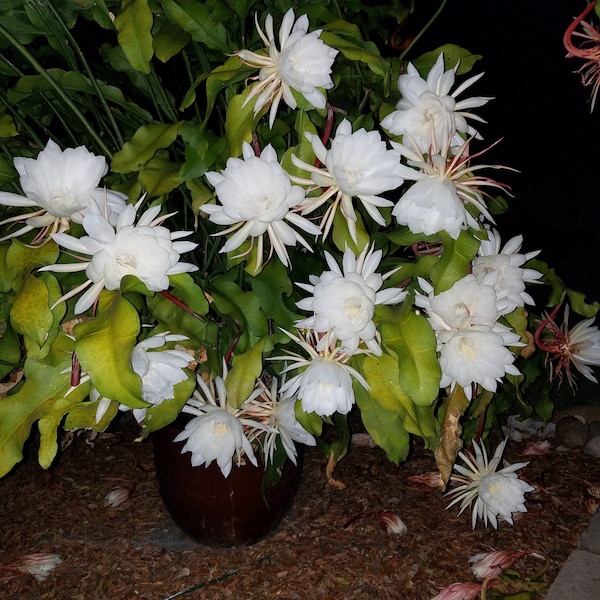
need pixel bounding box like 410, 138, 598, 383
0, 0, 599, 518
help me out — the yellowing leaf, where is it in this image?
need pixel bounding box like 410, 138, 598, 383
114, 0, 154, 74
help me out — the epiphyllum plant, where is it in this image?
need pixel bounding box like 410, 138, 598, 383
1, 0, 600, 525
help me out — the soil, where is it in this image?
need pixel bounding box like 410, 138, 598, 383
0, 413, 598, 600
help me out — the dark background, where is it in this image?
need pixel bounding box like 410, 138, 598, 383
408, 0, 600, 305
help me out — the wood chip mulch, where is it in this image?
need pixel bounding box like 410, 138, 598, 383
0, 414, 598, 600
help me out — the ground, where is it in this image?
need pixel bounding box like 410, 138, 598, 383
0, 412, 598, 600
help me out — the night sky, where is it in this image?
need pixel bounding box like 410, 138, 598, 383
410, 0, 600, 304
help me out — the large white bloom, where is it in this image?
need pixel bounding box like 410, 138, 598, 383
391, 140, 507, 240
446, 438, 535, 529
0, 139, 127, 243
290, 119, 412, 241
175, 373, 258, 477
416, 275, 522, 399
236, 8, 338, 127
274, 329, 369, 417
472, 228, 542, 315
202, 142, 320, 270
40, 197, 198, 314
381, 53, 491, 154
128, 333, 192, 422
296, 245, 406, 356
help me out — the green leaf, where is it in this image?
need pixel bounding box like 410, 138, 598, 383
225, 338, 266, 408
138, 157, 183, 197
10, 274, 53, 350
354, 384, 410, 464
114, 0, 154, 74
250, 261, 299, 334
378, 301, 441, 406
152, 22, 190, 63
0, 113, 18, 138
224, 92, 256, 158
74, 290, 145, 408
0, 333, 75, 477
6, 238, 59, 291
111, 122, 183, 174
430, 230, 480, 293
159, 0, 231, 54
37, 384, 91, 469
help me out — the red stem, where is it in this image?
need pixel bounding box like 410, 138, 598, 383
159, 290, 206, 322
563, 1, 597, 56
533, 303, 563, 352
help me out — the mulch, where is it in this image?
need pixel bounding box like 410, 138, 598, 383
0, 413, 598, 600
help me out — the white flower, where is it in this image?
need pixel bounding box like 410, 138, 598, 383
416, 275, 523, 399
472, 229, 542, 315
176, 372, 257, 477
290, 119, 412, 241
238, 376, 316, 465
0, 139, 127, 243
416, 273, 501, 332
296, 245, 406, 356
381, 53, 491, 154
236, 9, 338, 127
128, 333, 192, 423
391, 140, 508, 240
446, 438, 535, 529
202, 142, 320, 270
39, 197, 198, 314
275, 329, 369, 417
437, 326, 522, 398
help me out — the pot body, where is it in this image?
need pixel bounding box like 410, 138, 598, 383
152, 421, 303, 547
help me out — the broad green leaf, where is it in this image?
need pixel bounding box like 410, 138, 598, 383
63, 393, 119, 432
74, 290, 145, 408
210, 279, 269, 352
0, 333, 74, 477
378, 302, 441, 405
38, 384, 91, 468
114, 0, 154, 74
332, 209, 370, 255
0, 114, 17, 138
179, 122, 227, 180
225, 338, 266, 408
321, 27, 389, 77
250, 261, 299, 334
152, 22, 190, 63
430, 230, 480, 293
354, 384, 410, 464
359, 353, 422, 436
159, 0, 231, 54
10, 275, 53, 349
6, 238, 59, 291
203, 56, 250, 120
224, 92, 256, 158
111, 122, 183, 173
138, 157, 183, 197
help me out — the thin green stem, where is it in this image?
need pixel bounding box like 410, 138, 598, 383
0, 22, 113, 158
399, 0, 448, 62
44, 0, 125, 149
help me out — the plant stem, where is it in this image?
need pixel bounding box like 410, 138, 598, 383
399, 0, 448, 62
0, 23, 113, 158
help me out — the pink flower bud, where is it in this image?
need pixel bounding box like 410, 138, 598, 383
377, 510, 407, 535
431, 581, 482, 600
468, 549, 523, 579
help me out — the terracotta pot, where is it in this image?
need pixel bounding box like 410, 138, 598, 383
152, 420, 303, 547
